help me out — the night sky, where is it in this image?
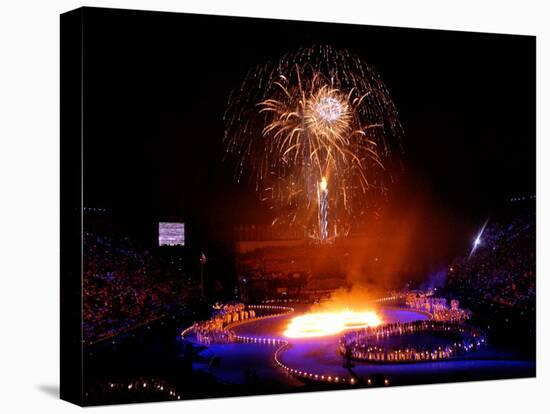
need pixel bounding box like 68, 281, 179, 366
82, 7, 535, 263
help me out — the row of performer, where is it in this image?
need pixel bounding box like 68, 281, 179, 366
405, 295, 472, 323
339, 320, 486, 363
192, 305, 257, 344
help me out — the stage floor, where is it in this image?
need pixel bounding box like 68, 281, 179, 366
187, 306, 535, 388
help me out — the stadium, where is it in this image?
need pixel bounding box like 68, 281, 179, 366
71, 8, 536, 406
80, 199, 535, 404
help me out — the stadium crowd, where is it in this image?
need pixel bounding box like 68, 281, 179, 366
83, 232, 189, 343
441, 209, 535, 353
445, 212, 535, 315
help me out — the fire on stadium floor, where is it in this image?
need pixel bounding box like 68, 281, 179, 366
184, 307, 534, 388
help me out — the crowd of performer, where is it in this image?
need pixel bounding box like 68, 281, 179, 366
192, 302, 256, 344
405, 294, 472, 323
340, 320, 486, 363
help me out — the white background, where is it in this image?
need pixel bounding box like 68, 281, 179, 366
0, 0, 547, 412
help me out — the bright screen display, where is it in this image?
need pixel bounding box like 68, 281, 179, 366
159, 222, 185, 246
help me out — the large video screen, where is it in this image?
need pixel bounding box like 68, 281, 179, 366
158, 222, 185, 246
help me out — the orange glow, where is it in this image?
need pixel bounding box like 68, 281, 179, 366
283, 309, 382, 338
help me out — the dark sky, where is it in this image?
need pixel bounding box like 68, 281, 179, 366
82, 7, 535, 258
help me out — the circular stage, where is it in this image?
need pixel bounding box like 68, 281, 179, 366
183, 305, 535, 388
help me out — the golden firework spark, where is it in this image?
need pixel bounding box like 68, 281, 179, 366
224, 46, 401, 241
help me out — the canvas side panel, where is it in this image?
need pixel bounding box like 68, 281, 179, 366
60, 7, 84, 407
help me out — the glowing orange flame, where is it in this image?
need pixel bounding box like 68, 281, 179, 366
283, 310, 382, 338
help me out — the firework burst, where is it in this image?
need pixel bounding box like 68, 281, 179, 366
224, 45, 402, 241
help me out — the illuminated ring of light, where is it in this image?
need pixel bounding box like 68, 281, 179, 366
340, 320, 486, 363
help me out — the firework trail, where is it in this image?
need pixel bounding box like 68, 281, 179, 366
224, 45, 402, 241
318, 177, 329, 241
